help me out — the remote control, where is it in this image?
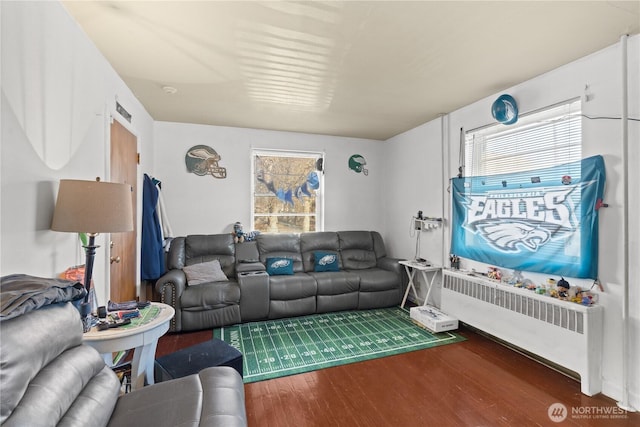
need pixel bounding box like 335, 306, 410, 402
97, 318, 131, 331
108, 300, 138, 311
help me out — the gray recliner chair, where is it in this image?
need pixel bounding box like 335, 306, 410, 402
156, 234, 242, 332
0, 302, 247, 427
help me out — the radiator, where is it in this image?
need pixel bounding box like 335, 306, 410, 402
442, 269, 603, 396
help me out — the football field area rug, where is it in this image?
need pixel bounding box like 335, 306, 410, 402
213, 307, 465, 383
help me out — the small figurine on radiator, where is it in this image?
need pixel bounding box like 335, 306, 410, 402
556, 277, 571, 299
487, 266, 502, 280
555, 276, 591, 304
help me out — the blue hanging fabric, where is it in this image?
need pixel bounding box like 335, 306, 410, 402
255, 155, 320, 203
141, 174, 165, 280
450, 155, 605, 279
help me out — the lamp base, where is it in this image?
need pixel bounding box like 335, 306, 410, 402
79, 302, 93, 333
87, 287, 98, 315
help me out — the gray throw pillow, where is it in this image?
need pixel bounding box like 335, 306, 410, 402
183, 259, 228, 286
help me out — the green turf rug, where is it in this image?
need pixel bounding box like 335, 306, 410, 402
213, 307, 465, 383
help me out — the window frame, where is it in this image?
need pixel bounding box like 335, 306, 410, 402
464, 98, 582, 177
251, 148, 324, 233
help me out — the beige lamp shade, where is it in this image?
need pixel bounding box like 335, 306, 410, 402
51, 179, 134, 233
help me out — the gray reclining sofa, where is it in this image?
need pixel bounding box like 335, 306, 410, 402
156, 230, 406, 332
0, 294, 247, 427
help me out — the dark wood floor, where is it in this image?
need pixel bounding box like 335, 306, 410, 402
157, 325, 639, 427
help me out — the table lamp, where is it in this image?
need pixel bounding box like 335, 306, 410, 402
51, 178, 134, 332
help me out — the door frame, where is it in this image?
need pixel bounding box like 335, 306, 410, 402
105, 112, 140, 301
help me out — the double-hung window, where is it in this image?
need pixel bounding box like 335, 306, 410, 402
252, 149, 324, 233
464, 99, 582, 176
451, 98, 606, 278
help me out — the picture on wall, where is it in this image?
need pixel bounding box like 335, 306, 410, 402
450, 155, 606, 279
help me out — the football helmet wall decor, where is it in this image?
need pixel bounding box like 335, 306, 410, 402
185, 145, 227, 179
348, 154, 368, 175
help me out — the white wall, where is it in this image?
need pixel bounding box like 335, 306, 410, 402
153, 122, 385, 236
383, 35, 640, 407
381, 119, 446, 302
0, 1, 155, 303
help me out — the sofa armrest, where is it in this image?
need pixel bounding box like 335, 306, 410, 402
236, 262, 266, 274
109, 367, 247, 427
377, 256, 401, 273
155, 269, 187, 332
237, 272, 269, 321
235, 241, 265, 276
377, 257, 409, 291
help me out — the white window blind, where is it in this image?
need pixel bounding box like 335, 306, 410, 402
465, 99, 581, 176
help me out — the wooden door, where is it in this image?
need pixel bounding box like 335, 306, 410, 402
110, 119, 138, 302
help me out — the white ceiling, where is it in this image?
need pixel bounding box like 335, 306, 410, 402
62, 1, 640, 140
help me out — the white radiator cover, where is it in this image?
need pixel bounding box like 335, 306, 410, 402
442, 269, 603, 396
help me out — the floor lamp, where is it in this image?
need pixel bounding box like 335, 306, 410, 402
51, 179, 134, 332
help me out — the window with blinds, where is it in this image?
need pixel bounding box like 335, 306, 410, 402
465, 99, 581, 177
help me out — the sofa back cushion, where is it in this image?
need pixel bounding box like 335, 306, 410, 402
185, 234, 236, 278
338, 231, 377, 270
166, 237, 186, 270
371, 231, 388, 259
300, 232, 340, 272
256, 234, 304, 273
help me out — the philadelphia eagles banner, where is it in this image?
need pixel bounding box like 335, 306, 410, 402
451, 155, 605, 279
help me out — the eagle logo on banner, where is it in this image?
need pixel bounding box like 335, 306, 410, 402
475, 221, 550, 252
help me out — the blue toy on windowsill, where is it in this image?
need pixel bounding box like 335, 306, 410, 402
232, 222, 260, 243
233, 222, 245, 243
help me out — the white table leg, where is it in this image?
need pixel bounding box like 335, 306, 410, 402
401, 265, 417, 308
143, 340, 159, 386
130, 347, 144, 391
130, 341, 158, 390
421, 269, 440, 306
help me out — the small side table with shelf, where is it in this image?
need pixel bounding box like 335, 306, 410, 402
399, 260, 442, 308
83, 302, 175, 390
